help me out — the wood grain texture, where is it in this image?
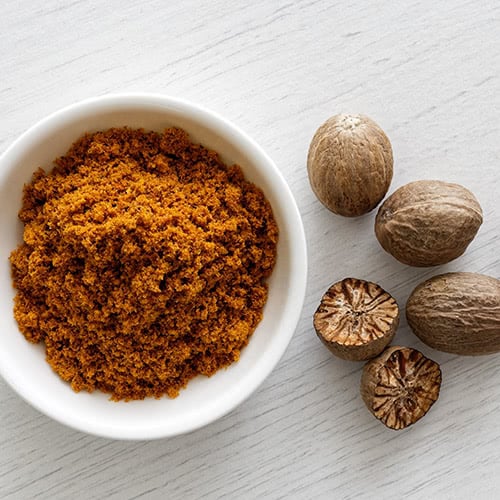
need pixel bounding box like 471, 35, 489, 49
1, 0, 499, 498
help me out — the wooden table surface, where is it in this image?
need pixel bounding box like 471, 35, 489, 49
1, 1, 499, 498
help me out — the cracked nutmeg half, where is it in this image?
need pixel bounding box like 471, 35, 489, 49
313, 278, 399, 361
360, 346, 441, 430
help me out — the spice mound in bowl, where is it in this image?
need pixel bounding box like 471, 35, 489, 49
10, 126, 278, 401
0, 94, 307, 439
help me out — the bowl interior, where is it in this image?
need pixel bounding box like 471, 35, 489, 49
0, 95, 307, 439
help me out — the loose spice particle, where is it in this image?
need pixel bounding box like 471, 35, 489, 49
9, 127, 278, 401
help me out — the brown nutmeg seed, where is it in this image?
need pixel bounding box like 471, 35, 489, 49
313, 278, 399, 361
360, 346, 441, 430
406, 272, 500, 355
375, 180, 483, 267
307, 114, 393, 217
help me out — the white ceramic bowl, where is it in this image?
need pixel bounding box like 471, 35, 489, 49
0, 94, 307, 440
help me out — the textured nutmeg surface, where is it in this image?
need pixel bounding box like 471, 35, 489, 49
375, 179, 483, 267
313, 277, 399, 361
406, 272, 500, 355
307, 114, 393, 217
360, 346, 441, 430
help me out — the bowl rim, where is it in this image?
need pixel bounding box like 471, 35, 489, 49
0, 93, 308, 439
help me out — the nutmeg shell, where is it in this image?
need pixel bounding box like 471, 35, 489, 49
307, 114, 393, 217
406, 272, 500, 355
375, 180, 483, 267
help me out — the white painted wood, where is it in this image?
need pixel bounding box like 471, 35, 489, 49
1, 0, 499, 498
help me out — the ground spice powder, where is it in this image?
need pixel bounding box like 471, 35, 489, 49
9, 127, 278, 400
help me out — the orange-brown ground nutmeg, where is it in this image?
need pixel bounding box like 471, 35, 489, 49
9, 127, 278, 401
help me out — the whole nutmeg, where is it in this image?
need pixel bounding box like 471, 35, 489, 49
375, 180, 483, 266
307, 114, 393, 217
313, 278, 399, 361
406, 272, 500, 355
360, 346, 441, 430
